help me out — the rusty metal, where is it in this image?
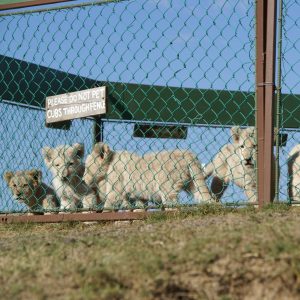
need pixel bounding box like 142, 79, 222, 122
256, 0, 267, 208
256, 0, 277, 207
264, 0, 277, 204
0, 0, 74, 11
0, 0, 128, 16
0, 211, 151, 224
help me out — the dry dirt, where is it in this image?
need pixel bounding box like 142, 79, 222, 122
0, 205, 300, 299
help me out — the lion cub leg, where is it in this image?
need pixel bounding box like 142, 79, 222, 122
82, 193, 99, 212
289, 178, 300, 202
132, 199, 147, 212
41, 197, 59, 215
192, 184, 214, 203
59, 196, 81, 213
159, 183, 181, 210
103, 182, 125, 211
189, 160, 214, 203
244, 187, 257, 203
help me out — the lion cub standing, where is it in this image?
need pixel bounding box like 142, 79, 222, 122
42, 143, 99, 211
204, 126, 257, 202
83, 143, 213, 209
288, 144, 300, 201
4, 169, 59, 214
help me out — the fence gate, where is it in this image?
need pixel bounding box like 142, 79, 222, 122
0, 0, 294, 222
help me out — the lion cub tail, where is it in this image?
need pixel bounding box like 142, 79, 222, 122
187, 154, 213, 203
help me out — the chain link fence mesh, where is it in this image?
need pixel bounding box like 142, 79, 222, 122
277, 0, 300, 203
0, 0, 256, 214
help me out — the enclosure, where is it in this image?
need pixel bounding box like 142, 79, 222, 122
0, 0, 299, 221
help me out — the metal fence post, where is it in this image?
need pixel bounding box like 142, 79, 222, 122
93, 117, 103, 145
274, 0, 283, 202
256, 0, 277, 207
256, 0, 267, 208
264, 0, 277, 203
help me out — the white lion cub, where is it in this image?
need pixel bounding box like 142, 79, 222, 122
42, 143, 99, 211
288, 144, 300, 201
204, 126, 258, 202
4, 169, 60, 214
83, 143, 213, 209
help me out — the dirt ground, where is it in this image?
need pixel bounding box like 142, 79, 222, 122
0, 205, 300, 300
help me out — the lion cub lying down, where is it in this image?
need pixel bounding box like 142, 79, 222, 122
4, 169, 60, 214
42, 143, 99, 211
204, 126, 257, 202
83, 143, 213, 209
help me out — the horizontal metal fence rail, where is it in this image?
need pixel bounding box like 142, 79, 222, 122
0, 211, 149, 223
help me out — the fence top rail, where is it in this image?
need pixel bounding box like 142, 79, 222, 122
0, 0, 127, 16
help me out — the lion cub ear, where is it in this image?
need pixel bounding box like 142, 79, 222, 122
27, 169, 42, 186
3, 171, 14, 184
72, 143, 84, 159
231, 126, 241, 143
42, 147, 54, 163
93, 143, 111, 159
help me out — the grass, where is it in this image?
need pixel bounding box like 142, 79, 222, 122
0, 204, 300, 299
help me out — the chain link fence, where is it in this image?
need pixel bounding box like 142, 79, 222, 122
276, 0, 300, 203
0, 0, 257, 215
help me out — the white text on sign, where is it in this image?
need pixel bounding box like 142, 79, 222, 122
45, 86, 106, 124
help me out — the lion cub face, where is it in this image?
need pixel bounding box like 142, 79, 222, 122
83, 143, 111, 187
4, 169, 42, 202
42, 143, 85, 182
231, 126, 257, 168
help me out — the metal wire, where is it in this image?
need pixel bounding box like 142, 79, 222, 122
0, 0, 257, 214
